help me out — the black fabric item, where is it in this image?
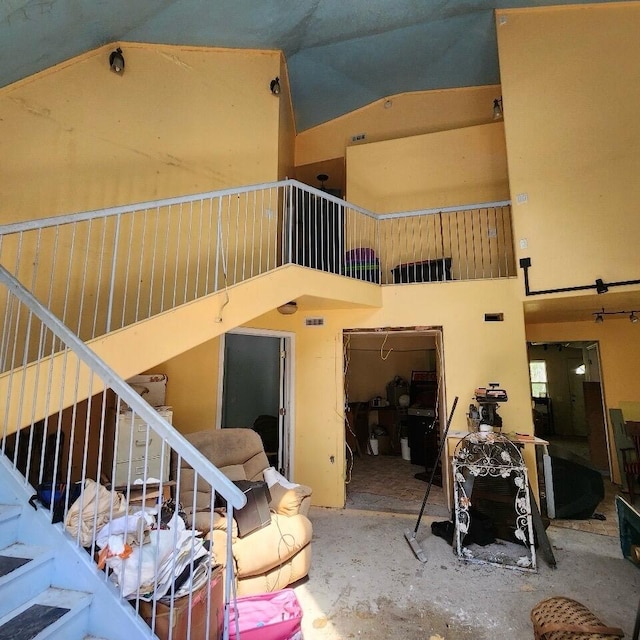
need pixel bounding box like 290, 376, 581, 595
30, 482, 82, 523
431, 520, 454, 545
431, 508, 497, 547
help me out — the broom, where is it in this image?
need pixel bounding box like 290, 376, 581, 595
404, 395, 459, 562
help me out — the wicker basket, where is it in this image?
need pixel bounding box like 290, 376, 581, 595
531, 597, 624, 640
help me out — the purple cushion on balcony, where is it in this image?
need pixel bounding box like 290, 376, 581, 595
345, 248, 376, 264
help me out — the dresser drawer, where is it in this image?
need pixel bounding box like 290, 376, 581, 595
113, 451, 170, 487
116, 409, 172, 463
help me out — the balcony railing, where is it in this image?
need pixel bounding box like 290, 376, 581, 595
0, 180, 513, 370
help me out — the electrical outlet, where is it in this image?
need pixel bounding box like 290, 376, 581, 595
351, 133, 366, 142
516, 193, 528, 204
488, 228, 497, 238
519, 238, 528, 249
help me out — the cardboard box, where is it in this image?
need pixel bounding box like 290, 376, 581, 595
138, 566, 223, 640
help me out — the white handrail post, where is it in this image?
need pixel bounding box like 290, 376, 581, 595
105, 213, 121, 333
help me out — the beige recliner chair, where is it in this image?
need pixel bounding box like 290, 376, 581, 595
177, 428, 312, 596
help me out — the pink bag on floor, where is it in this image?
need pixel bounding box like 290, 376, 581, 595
229, 588, 303, 640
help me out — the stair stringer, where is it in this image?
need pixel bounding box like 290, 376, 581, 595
0, 455, 155, 640
1, 264, 382, 435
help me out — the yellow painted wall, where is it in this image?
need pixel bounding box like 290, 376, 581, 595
347, 122, 509, 212
0, 43, 290, 354
497, 3, 640, 293
162, 276, 534, 508
526, 317, 640, 484
158, 337, 221, 434
295, 85, 502, 168
345, 334, 437, 403
278, 59, 296, 180
0, 43, 282, 222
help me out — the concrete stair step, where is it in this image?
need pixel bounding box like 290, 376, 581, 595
0, 586, 92, 640
0, 505, 21, 549
0, 542, 54, 619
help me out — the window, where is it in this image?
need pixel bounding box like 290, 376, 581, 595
529, 360, 548, 398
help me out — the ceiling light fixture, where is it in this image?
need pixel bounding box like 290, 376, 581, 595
270, 77, 281, 95
493, 97, 503, 120
109, 47, 125, 74
277, 301, 297, 315
317, 173, 328, 191
592, 308, 640, 324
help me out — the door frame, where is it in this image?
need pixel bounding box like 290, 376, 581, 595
341, 327, 448, 504
217, 327, 297, 479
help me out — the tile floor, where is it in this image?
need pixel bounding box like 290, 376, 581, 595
346, 451, 622, 537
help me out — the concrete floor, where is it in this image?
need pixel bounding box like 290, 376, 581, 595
294, 507, 640, 639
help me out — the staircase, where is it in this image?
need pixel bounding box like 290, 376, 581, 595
0, 456, 152, 640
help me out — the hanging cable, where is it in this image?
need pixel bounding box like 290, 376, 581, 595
379, 331, 393, 360
343, 333, 355, 484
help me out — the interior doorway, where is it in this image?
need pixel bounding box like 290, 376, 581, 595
343, 327, 448, 516
527, 341, 611, 475
218, 329, 294, 478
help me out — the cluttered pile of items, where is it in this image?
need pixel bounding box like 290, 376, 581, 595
63, 478, 214, 599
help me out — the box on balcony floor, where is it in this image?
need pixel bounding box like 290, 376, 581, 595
391, 257, 452, 283
138, 565, 223, 640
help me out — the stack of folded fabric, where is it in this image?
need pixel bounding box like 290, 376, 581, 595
344, 248, 380, 283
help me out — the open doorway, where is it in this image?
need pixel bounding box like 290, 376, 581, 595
343, 327, 448, 517
218, 329, 294, 478
527, 341, 611, 476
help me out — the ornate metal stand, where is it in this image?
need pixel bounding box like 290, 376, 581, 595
453, 432, 537, 571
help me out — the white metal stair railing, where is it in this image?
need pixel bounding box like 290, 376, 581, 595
0, 264, 246, 640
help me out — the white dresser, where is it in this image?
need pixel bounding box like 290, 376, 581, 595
114, 406, 173, 487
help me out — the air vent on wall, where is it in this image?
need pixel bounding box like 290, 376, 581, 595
305, 317, 325, 326
484, 312, 504, 322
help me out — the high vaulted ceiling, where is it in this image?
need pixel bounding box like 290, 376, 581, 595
0, 0, 626, 131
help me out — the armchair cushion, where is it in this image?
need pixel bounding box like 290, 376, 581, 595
207, 512, 311, 576
268, 482, 310, 517
220, 464, 248, 482
263, 466, 312, 517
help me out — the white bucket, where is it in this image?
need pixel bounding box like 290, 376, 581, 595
369, 437, 379, 456
400, 437, 411, 461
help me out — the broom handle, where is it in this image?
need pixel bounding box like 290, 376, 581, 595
413, 396, 459, 535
